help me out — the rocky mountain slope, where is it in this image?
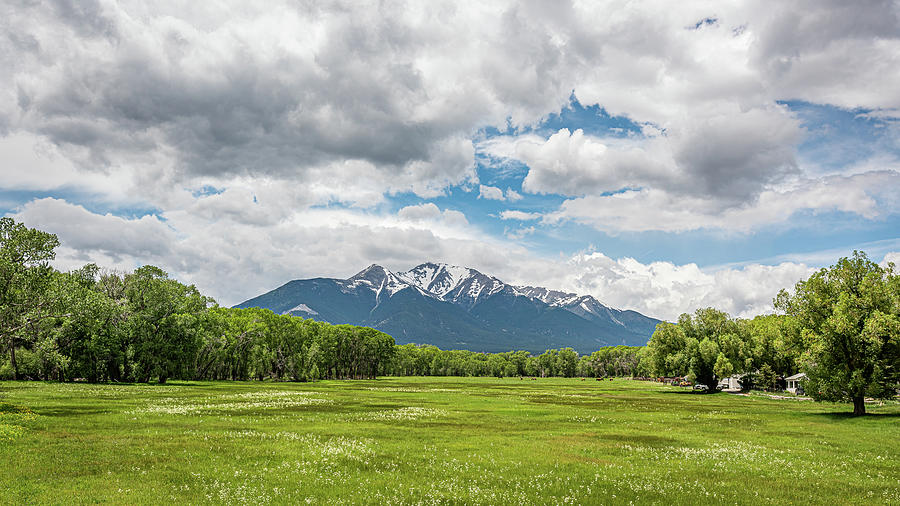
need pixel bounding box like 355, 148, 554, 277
235, 262, 662, 353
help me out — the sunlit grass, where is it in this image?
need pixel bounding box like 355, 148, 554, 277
1, 377, 898, 504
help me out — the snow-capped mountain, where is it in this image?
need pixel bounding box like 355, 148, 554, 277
348, 264, 431, 301
394, 262, 645, 330
397, 262, 507, 308
235, 262, 662, 353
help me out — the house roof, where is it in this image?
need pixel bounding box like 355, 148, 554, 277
785, 372, 807, 381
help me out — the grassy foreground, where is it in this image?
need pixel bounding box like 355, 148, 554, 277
1, 377, 898, 505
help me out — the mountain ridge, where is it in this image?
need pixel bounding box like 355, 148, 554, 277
235, 262, 662, 353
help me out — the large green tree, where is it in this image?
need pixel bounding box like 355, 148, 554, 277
37, 264, 116, 381
124, 265, 211, 383
0, 218, 60, 380
646, 322, 689, 377
776, 251, 900, 415
647, 308, 749, 391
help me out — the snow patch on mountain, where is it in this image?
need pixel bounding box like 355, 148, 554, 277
397, 262, 476, 298
285, 303, 318, 315
514, 284, 627, 324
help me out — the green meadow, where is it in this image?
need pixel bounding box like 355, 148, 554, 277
1, 378, 898, 505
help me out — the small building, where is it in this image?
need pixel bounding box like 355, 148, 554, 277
785, 372, 807, 394
717, 374, 743, 391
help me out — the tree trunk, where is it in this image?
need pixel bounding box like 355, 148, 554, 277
853, 395, 866, 416
197, 357, 216, 381
9, 341, 19, 380
108, 359, 120, 382
122, 344, 132, 382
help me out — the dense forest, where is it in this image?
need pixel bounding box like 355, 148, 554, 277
0, 259, 397, 382
2, 218, 898, 414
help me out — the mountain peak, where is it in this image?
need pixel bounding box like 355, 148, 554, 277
399, 262, 478, 298
350, 264, 391, 284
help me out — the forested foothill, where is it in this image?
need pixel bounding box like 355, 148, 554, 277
2, 218, 898, 414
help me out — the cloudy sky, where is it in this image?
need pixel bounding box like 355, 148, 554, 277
2, 0, 899, 320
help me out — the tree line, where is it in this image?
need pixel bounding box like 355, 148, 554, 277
387, 344, 646, 378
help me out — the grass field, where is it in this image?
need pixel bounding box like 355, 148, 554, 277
1, 377, 898, 505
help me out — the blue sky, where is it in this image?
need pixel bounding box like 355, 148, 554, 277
2, 1, 899, 320
386, 99, 900, 268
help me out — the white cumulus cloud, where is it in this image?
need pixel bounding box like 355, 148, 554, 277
478, 185, 505, 201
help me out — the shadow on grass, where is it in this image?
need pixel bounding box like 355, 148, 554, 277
137, 381, 219, 387
659, 390, 720, 395
5, 380, 218, 388
96, 381, 220, 388
601, 433, 676, 446
39, 406, 111, 417
812, 411, 900, 420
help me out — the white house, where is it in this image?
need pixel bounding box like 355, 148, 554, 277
785, 372, 807, 394
717, 374, 743, 391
